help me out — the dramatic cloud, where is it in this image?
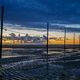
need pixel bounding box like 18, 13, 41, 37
0, 0, 80, 23
3, 23, 80, 33
0, 0, 80, 32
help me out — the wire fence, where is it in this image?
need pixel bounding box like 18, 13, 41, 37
0, 6, 80, 80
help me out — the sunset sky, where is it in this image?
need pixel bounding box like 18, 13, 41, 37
0, 0, 80, 44
3, 23, 80, 37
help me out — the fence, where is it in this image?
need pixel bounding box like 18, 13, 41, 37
0, 6, 80, 80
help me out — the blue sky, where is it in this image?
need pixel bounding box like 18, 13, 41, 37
0, 0, 80, 33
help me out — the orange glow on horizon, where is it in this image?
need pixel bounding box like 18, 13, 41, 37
48, 39, 79, 44
0, 38, 80, 44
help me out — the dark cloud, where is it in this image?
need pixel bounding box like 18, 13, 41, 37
0, 0, 80, 30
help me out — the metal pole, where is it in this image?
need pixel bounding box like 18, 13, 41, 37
73, 32, 75, 52
46, 22, 49, 77
0, 7, 4, 59
64, 27, 66, 57
79, 35, 80, 50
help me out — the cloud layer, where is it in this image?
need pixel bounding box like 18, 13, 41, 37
3, 23, 80, 33
0, 0, 80, 33
0, 0, 80, 24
